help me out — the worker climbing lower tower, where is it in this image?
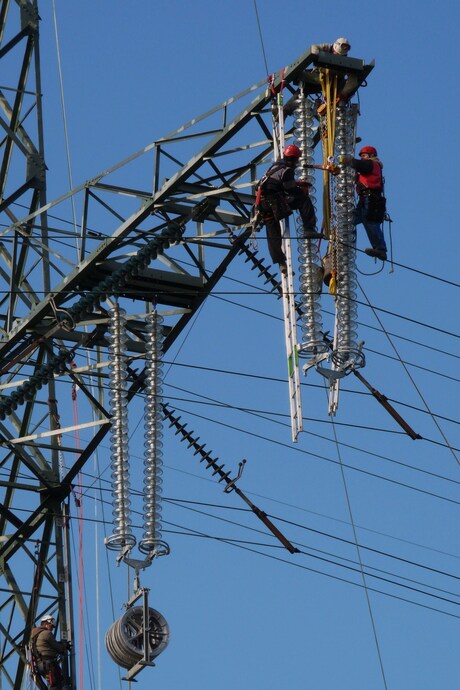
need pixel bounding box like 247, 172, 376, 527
29, 616, 69, 690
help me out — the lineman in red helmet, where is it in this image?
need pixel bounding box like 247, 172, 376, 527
339, 145, 387, 261
256, 144, 319, 274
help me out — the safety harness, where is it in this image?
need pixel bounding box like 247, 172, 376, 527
253, 162, 294, 223
357, 162, 387, 223
29, 628, 62, 690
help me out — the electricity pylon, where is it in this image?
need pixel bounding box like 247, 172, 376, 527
0, 3, 375, 687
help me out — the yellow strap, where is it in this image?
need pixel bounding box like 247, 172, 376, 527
319, 70, 338, 241
329, 270, 337, 296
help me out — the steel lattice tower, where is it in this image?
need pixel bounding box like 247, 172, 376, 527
0, 4, 374, 687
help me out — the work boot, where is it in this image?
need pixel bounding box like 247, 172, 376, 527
303, 228, 324, 240
279, 262, 288, 275
365, 247, 387, 261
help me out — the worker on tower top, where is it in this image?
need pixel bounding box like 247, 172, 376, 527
339, 146, 388, 261
311, 37, 359, 110
311, 37, 351, 56
283, 38, 356, 117
255, 144, 320, 275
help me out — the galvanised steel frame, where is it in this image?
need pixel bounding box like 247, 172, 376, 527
0, 3, 374, 687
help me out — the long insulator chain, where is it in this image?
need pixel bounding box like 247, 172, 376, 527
0, 349, 72, 421
0, 225, 184, 422
139, 312, 169, 556
66, 224, 184, 325
331, 105, 364, 373
105, 303, 135, 551
162, 403, 299, 554
293, 93, 327, 358
238, 244, 284, 295
239, 239, 328, 323
162, 404, 233, 484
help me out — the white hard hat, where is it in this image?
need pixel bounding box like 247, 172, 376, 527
333, 37, 351, 55
41, 615, 56, 626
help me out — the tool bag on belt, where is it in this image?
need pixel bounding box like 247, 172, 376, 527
259, 192, 292, 221
254, 166, 292, 222
359, 189, 386, 223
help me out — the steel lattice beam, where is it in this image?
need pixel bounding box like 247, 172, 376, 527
0, 4, 374, 687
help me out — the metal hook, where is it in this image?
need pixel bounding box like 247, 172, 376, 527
224, 459, 246, 493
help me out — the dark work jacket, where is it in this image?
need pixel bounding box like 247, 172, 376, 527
30, 627, 67, 659
261, 159, 303, 202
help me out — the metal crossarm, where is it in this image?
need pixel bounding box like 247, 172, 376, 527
0, 5, 377, 683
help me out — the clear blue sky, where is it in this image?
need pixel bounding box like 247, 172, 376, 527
9, 1, 460, 689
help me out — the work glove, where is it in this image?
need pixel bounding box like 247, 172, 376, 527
337, 154, 353, 166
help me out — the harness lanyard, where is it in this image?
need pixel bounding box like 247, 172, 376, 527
267, 68, 285, 145
380, 170, 395, 271
267, 73, 276, 98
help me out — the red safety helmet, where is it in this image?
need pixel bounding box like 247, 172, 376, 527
283, 144, 301, 158
359, 145, 377, 157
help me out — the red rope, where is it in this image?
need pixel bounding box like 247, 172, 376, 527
71, 362, 84, 690
267, 67, 286, 97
